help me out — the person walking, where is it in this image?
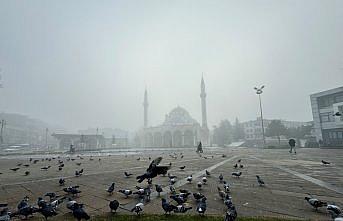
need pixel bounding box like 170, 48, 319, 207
288, 138, 296, 154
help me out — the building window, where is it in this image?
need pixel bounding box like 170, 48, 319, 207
320, 112, 333, 123
338, 132, 343, 139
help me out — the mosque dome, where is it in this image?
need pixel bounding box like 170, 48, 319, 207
163, 106, 198, 126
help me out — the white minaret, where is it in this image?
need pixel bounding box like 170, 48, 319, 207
200, 76, 208, 128
143, 88, 148, 128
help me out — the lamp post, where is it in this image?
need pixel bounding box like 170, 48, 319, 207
254, 85, 266, 147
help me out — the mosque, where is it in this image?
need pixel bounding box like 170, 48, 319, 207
137, 77, 209, 147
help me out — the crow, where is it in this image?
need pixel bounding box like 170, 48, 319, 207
136, 157, 170, 183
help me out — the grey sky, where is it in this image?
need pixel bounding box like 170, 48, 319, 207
0, 0, 342, 131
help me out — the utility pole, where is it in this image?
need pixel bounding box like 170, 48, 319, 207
0, 119, 6, 144
254, 85, 266, 147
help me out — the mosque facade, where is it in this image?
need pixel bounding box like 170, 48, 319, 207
137, 77, 209, 147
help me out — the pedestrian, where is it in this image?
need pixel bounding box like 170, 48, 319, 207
288, 138, 296, 154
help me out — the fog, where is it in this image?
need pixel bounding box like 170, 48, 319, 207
0, 0, 342, 131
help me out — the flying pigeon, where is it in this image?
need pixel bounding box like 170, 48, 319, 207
118, 189, 132, 198
256, 175, 265, 186
186, 175, 193, 183
155, 184, 163, 196
161, 198, 177, 214
131, 203, 144, 215
124, 172, 133, 177
107, 183, 115, 195
109, 200, 119, 213
322, 160, 330, 165
196, 197, 207, 216
232, 172, 242, 178
305, 196, 327, 211
136, 157, 170, 183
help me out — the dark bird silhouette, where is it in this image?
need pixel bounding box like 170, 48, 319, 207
10, 167, 20, 172
322, 160, 331, 165
76, 162, 81, 166
155, 184, 163, 196
232, 172, 242, 178
38, 203, 57, 220
109, 200, 119, 213
305, 197, 327, 211
202, 176, 207, 184
24, 171, 30, 176
219, 174, 224, 183
170, 195, 187, 205
168, 173, 177, 179
107, 182, 115, 195
196, 197, 207, 215
41, 166, 51, 171
197, 181, 202, 189
169, 186, 176, 195
63, 186, 81, 196
333, 112, 342, 117
193, 192, 205, 202
234, 164, 238, 169
0, 207, 11, 221
237, 159, 241, 163
179, 166, 186, 170
23, 164, 30, 167
118, 189, 132, 198
161, 198, 177, 214
256, 175, 265, 186
205, 170, 210, 176
327, 204, 342, 219
169, 178, 176, 185
224, 206, 237, 221
239, 164, 244, 168
72, 203, 90, 221
218, 187, 226, 199
66, 198, 77, 211
58, 167, 63, 171
186, 175, 193, 183
124, 172, 133, 177
59, 178, 65, 186
136, 157, 170, 183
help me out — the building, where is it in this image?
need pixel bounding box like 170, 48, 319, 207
51, 133, 106, 150
310, 86, 343, 147
242, 117, 309, 141
137, 77, 210, 147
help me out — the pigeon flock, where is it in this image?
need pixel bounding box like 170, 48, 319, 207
0, 152, 341, 221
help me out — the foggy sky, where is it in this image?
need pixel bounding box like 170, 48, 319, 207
0, 0, 342, 132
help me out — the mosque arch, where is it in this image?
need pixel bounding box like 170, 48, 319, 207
173, 130, 183, 147
153, 132, 163, 147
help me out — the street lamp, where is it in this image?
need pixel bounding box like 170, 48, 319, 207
254, 85, 266, 147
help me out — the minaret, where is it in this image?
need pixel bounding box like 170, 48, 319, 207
143, 88, 148, 127
200, 76, 208, 128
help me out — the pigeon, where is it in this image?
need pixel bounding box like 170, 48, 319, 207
237, 159, 241, 163
72, 203, 90, 221
136, 157, 140, 161
118, 189, 132, 198
131, 203, 144, 215
136, 157, 170, 183
224, 206, 237, 221
170, 195, 187, 205
155, 184, 163, 196
197, 181, 202, 189
50, 197, 65, 209
59, 178, 65, 186
66, 198, 77, 211
124, 172, 133, 177
193, 192, 205, 202
45, 192, 58, 201
33, 159, 39, 164
232, 172, 242, 178
223, 182, 230, 193
133, 187, 145, 198
107, 183, 115, 195
0, 204, 8, 208
79, 169, 84, 174
16, 205, 39, 219
38, 203, 58, 220
218, 187, 226, 199
322, 160, 330, 165
305, 196, 327, 210
76, 162, 81, 166
41, 166, 51, 171
239, 164, 244, 168
109, 200, 119, 213
10, 167, 20, 172
179, 166, 186, 170
222, 154, 227, 158
75, 170, 82, 177
168, 173, 177, 179
23, 164, 30, 167
161, 198, 177, 214
58, 167, 63, 171
327, 204, 342, 219
233, 164, 238, 169
224, 195, 233, 209
169, 186, 176, 195
169, 178, 176, 185
205, 170, 210, 176
0, 207, 11, 221
186, 175, 193, 183
173, 204, 192, 213
256, 175, 265, 186
202, 176, 207, 184
63, 186, 81, 196
144, 187, 151, 202
219, 174, 224, 183
196, 197, 207, 216
24, 171, 30, 176
333, 112, 342, 117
